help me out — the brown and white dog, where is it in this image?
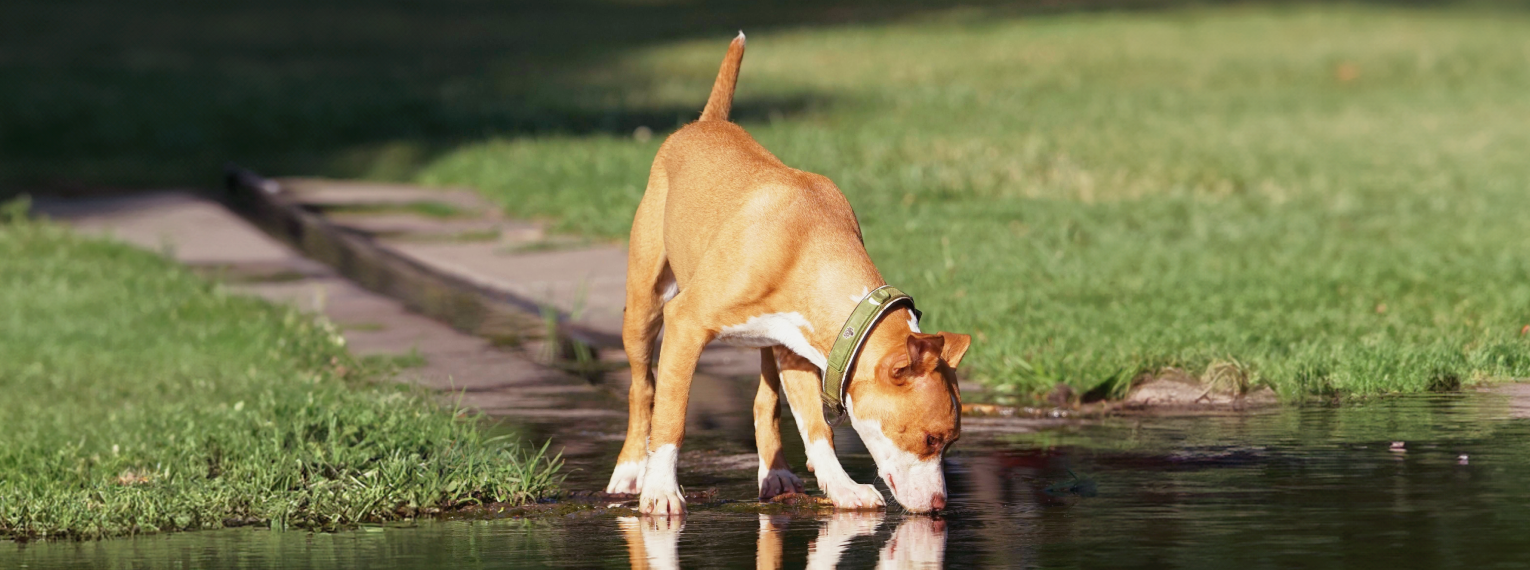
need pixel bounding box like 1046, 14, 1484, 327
605, 32, 972, 516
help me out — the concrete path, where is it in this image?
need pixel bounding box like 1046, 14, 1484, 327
30, 189, 763, 465
31, 191, 625, 455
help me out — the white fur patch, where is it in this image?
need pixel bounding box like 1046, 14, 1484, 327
803, 439, 856, 492
606, 460, 646, 494
660, 278, 679, 304
907, 311, 921, 333
846, 396, 946, 512
848, 286, 870, 304
802, 438, 885, 508
642, 444, 681, 496
718, 312, 826, 371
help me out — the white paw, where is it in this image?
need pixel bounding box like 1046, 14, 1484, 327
640, 486, 687, 516
605, 460, 645, 494
640, 444, 686, 516
823, 481, 885, 510
758, 468, 805, 500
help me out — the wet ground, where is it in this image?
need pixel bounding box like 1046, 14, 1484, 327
10, 389, 1530, 569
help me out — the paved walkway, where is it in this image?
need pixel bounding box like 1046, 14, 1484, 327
30, 188, 763, 463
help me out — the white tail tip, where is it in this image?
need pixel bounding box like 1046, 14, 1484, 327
737, 30, 746, 45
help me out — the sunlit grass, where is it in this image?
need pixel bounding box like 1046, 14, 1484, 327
417, 4, 1530, 401
0, 211, 561, 540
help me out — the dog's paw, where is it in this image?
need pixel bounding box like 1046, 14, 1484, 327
639, 486, 687, 516
639, 444, 685, 516
605, 460, 645, 495
823, 481, 885, 510
758, 468, 805, 500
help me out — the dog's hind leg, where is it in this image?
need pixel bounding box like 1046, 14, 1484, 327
755, 348, 805, 500
639, 297, 714, 516
607, 166, 672, 495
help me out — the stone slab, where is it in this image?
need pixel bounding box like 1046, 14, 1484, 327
278, 178, 488, 211
327, 213, 539, 241
386, 240, 631, 334
32, 191, 298, 266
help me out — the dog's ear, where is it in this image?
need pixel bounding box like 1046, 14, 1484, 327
937, 332, 971, 369
905, 333, 946, 376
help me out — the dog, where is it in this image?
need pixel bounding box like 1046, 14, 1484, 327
605, 32, 972, 515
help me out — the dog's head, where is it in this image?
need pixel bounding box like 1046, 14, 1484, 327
845, 323, 970, 513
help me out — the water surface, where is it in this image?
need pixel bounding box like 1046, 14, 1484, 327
9, 390, 1530, 568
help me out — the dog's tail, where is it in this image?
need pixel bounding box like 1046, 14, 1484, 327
699, 31, 746, 122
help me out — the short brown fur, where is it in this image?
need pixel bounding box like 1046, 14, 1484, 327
607, 33, 973, 516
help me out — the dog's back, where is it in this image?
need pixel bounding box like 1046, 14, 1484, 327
651, 33, 864, 284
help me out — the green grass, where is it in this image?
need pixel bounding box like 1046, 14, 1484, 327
414, 4, 1530, 401
0, 0, 1028, 190
0, 208, 561, 541
320, 201, 469, 220
360, 349, 429, 372
10, 1, 1530, 402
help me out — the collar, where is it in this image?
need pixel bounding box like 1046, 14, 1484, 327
821, 285, 921, 425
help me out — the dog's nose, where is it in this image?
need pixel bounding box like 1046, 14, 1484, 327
930, 493, 946, 511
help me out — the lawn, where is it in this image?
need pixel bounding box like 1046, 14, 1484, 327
9, 1, 1530, 402
414, 4, 1530, 400
0, 206, 560, 540
0, 0, 1014, 189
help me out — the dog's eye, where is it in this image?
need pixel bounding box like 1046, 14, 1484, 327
925, 434, 940, 449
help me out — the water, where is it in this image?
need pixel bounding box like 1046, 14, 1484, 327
9, 390, 1530, 568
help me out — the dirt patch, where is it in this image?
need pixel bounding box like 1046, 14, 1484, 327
962, 368, 1279, 420
1123, 369, 1279, 410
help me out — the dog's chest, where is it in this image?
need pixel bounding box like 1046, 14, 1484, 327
715, 312, 827, 370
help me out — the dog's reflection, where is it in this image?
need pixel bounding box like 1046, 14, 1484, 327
617, 512, 946, 569
877, 516, 947, 568
618, 516, 684, 570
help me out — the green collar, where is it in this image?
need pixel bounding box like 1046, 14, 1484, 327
822, 285, 921, 424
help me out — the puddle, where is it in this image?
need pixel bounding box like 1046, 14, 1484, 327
9, 391, 1530, 568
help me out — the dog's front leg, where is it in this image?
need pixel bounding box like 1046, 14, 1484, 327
774, 348, 886, 510
755, 348, 805, 500
640, 319, 712, 516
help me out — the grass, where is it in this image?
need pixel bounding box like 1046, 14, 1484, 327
0, 0, 1031, 190
319, 201, 469, 220
360, 349, 429, 372
413, 3, 1530, 401
0, 207, 561, 541
9, 0, 1530, 402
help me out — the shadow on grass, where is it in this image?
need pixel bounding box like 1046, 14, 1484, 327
3, 0, 1520, 194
